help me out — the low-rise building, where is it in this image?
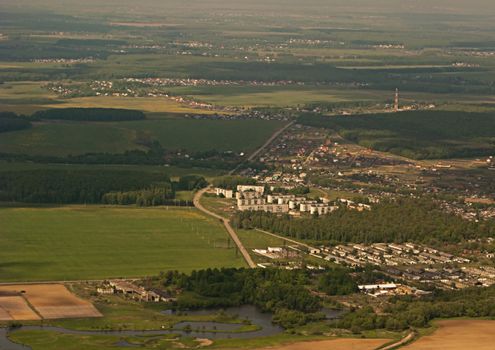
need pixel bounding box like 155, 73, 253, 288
215, 188, 234, 198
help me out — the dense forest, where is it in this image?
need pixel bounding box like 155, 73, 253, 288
0, 170, 206, 205
298, 111, 495, 159
0, 146, 241, 169
0, 112, 32, 133
232, 198, 495, 244
32, 108, 145, 121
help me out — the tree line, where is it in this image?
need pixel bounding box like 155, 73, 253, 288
334, 285, 495, 333
32, 108, 145, 121
0, 169, 206, 205
298, 111, 495, 159
232, 198, 495, 244
0, 112, 32, 133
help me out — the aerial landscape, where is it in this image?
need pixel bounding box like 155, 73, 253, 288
0, 0, 494, 349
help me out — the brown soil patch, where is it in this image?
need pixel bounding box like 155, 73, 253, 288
0, 284, 101, 320
259, 338, 389, 350
0, 305, 13, 320
0, 296, 40, 321
403, 320, 495, 350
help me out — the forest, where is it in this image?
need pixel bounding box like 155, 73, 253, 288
32, 108, 146, 121
298, 111, 495, 159
232, 198, 495, 244
0, 112, 32, 133
0, 169, 206, 205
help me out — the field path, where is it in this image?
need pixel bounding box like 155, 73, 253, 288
379, 332, 415, 350
255, 229, 317, 251
193, 188, 256, 268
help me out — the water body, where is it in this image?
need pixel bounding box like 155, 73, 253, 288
0, 328, 30, 350
0, 305, 342, 350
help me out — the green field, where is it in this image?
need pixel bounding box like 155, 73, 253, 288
0, 206, 245, 281
0, 118, 286, 156
0, 161, 225, 179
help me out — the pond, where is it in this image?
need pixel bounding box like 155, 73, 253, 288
0, 305, 342, 350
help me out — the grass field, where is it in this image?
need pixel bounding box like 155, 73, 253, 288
0, 161, 225, 179
0, 118, 286, 156
0, 82, 222, 115
0, 206, 245, 281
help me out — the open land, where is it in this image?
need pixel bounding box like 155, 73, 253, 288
258, 338, 389, 350
0, 206, 246, 281
403, 320, 495, 350
1, 1, 495, 349
0, 284, 101, 320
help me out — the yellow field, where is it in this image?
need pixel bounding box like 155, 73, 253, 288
258, 338, 389, 350
0, 81, 222, 114
45, 96, 221, 114
0, 284, 101, 320
403, 320, 495, 350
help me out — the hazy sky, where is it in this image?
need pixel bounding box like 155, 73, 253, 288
2, 0, 495, 18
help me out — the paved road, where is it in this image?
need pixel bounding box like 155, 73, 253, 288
193, 187, 256, 268
193, 121, 297, 268
229, 121, 294, 175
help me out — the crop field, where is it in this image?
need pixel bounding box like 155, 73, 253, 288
0, 118, 286, 156
403, 320, 495, 350
257, 338, 389, 350
0, 284, 101, 320
0, 206, 246, 281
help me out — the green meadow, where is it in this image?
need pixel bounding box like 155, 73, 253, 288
0, 206, 246, 281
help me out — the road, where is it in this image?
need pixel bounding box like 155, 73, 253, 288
193, 187, 256, 268
229, 120, 294, 175
194, 120, 297, 268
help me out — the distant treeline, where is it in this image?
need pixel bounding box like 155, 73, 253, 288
0, 108, 144, 134
232, 198, 495, 244
0, 112, 32, 133
32, 108, 145, 121
298, 111, 495, 159
0, 149, 240, 169
0, 170, 206, 205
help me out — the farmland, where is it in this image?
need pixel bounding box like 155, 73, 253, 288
0, 206, 246, 281
403, 320, 495, 350
1, 0, 495, 349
